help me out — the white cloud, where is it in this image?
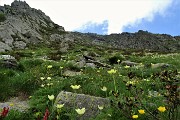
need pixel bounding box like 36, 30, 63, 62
0, 0, 173, 34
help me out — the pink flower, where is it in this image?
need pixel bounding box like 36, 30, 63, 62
1, 107, 9, 117
43, 108, 50, 120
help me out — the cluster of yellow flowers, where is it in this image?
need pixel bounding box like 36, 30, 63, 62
132, 106, 166, 119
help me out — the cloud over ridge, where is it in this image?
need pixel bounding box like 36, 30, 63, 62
0, 0, 174, 34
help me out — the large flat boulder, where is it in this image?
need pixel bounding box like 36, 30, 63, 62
55, 91, 110, 120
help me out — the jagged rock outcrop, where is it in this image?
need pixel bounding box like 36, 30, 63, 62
0, 0, 64, 52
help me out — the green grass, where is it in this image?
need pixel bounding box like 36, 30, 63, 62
0, 45, 179, 120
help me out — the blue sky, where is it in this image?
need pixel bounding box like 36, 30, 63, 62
123, 0, 180, 36
0, 0, 179, 36
77, 0, 180, 36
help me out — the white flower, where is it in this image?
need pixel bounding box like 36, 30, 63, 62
70, 85, 81, 89
48, 95, 54, 101
124, 65, 130, 69
101, 86, 107, 91
47, 65, 52, 69
40, 77, 45, 80
56, 104, 64, 109
98, 105, 104, 110
75, 108, 86, 115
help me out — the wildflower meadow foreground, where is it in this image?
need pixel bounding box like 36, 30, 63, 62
0, 46, 179, 120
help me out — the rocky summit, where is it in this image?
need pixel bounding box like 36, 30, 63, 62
0, 0, 180, 53
0, 0, 64, 52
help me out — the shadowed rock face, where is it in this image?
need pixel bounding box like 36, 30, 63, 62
71, 31, 180, 52
0, 1, 180, 53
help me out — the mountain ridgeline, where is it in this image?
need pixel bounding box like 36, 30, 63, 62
0, 1, 180, 53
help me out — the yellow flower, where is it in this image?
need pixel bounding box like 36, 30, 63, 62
56, 115, 59, 119
132, 115, 138, 119
75, 108, 86, 115
126, 81, 135, 86
138, 109, 145, 114
158, 106, 166, 112
107, 69, 117, 74
98, 105, 104, 110
47, 65, 52, 69
60, 66, 63, 69
70, 85, 81, 89
48, 95, 55, 101
108, 114, 112, 117
56, 104, 64, 109
29, 96, 32, 99
47, 77, 51, 80
40, 77, 45, 80
124, 65, 130, 69
9, 103, 14, 107
101, 86, 107, 91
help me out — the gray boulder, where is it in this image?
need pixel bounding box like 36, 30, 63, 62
0, 97, 29, 112
75, 59, 86, 68
151, 63, 170, 69
86, 63, 96, 68
63, 70, 82, 77
0, 55, 15, 60
0, 55, 18, 68
55, 91, 110, 120
0, 41, 12, 52
14, 41, 26, 49
121, 60, 139, 66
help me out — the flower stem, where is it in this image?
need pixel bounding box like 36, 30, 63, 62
113, 75, 117, 92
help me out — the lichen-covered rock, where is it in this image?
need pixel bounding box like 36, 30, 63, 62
55, 91, 110, 120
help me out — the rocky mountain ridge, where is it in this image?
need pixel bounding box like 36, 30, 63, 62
0, 0, 180, 52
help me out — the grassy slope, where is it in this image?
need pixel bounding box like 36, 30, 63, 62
0, 44, 179, 120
